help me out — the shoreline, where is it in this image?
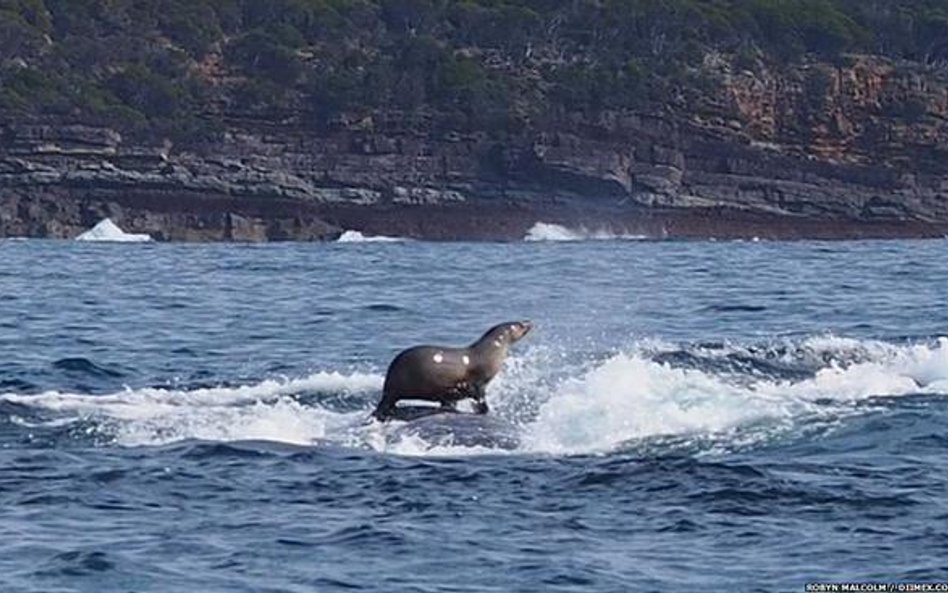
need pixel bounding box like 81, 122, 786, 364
3, 190, 948, 243
319, 203, 948, 242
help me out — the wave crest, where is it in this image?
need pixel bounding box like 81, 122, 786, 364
4, 337, 948, 456
524, 222, 647, 242
336, 230, 406, 243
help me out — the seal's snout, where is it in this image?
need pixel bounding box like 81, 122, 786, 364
512, 320, 532, 341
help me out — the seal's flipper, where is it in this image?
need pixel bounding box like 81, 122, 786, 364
371, 393, 398, 421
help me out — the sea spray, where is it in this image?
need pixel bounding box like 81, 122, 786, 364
5, 337, 948, 456
336, 230, 406, 243
524, 222, 647, 242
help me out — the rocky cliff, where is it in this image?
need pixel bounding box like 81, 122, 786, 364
1, 1, 947, 241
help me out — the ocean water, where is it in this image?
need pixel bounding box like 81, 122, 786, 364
2, 237, 948, 592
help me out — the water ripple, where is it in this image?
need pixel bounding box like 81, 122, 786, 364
0, 239, 947, 591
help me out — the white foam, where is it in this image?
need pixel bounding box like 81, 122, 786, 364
523, 354, 789, 454
522, 338, 948, 454
4, 339, 948, 456
523, 222, 646, 242
784, 337, 948, 398
76, 218, 152, 242
2, 371, 382, 446
336, 230, 404, 243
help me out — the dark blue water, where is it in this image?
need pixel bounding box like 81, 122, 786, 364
2, 237, 948, 592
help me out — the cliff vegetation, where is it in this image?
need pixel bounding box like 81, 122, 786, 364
2, 0, 946, 140
1, 0, 947, 240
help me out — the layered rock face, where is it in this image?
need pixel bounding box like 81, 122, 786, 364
1, 58, 946, 241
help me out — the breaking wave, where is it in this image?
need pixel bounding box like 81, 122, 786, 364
336, 230, 406, 243
75, 218, 152, 243
3, 337, 947, 457
524, 222, 648, 242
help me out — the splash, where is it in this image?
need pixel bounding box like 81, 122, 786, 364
4, 338, 948, 456
2, 371, 382, 447
336, 230, 405, 243
523, 337, 948, 454
76, 218, 152, 242
524, 222, 647, 242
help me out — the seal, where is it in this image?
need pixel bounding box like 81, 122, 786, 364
371, 320, 532, 421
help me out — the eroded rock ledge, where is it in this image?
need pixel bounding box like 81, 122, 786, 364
2, 58, 947, 243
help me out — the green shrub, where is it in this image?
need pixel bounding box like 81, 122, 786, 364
1, 0, 944, 133
106, 64, 181, 118
226, 29, 304, 84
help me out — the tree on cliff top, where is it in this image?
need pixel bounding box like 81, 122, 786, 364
0, 0, 944, 142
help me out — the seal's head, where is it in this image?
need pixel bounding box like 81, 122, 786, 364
476, 320, 533, 349
506, 320, 532, 343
